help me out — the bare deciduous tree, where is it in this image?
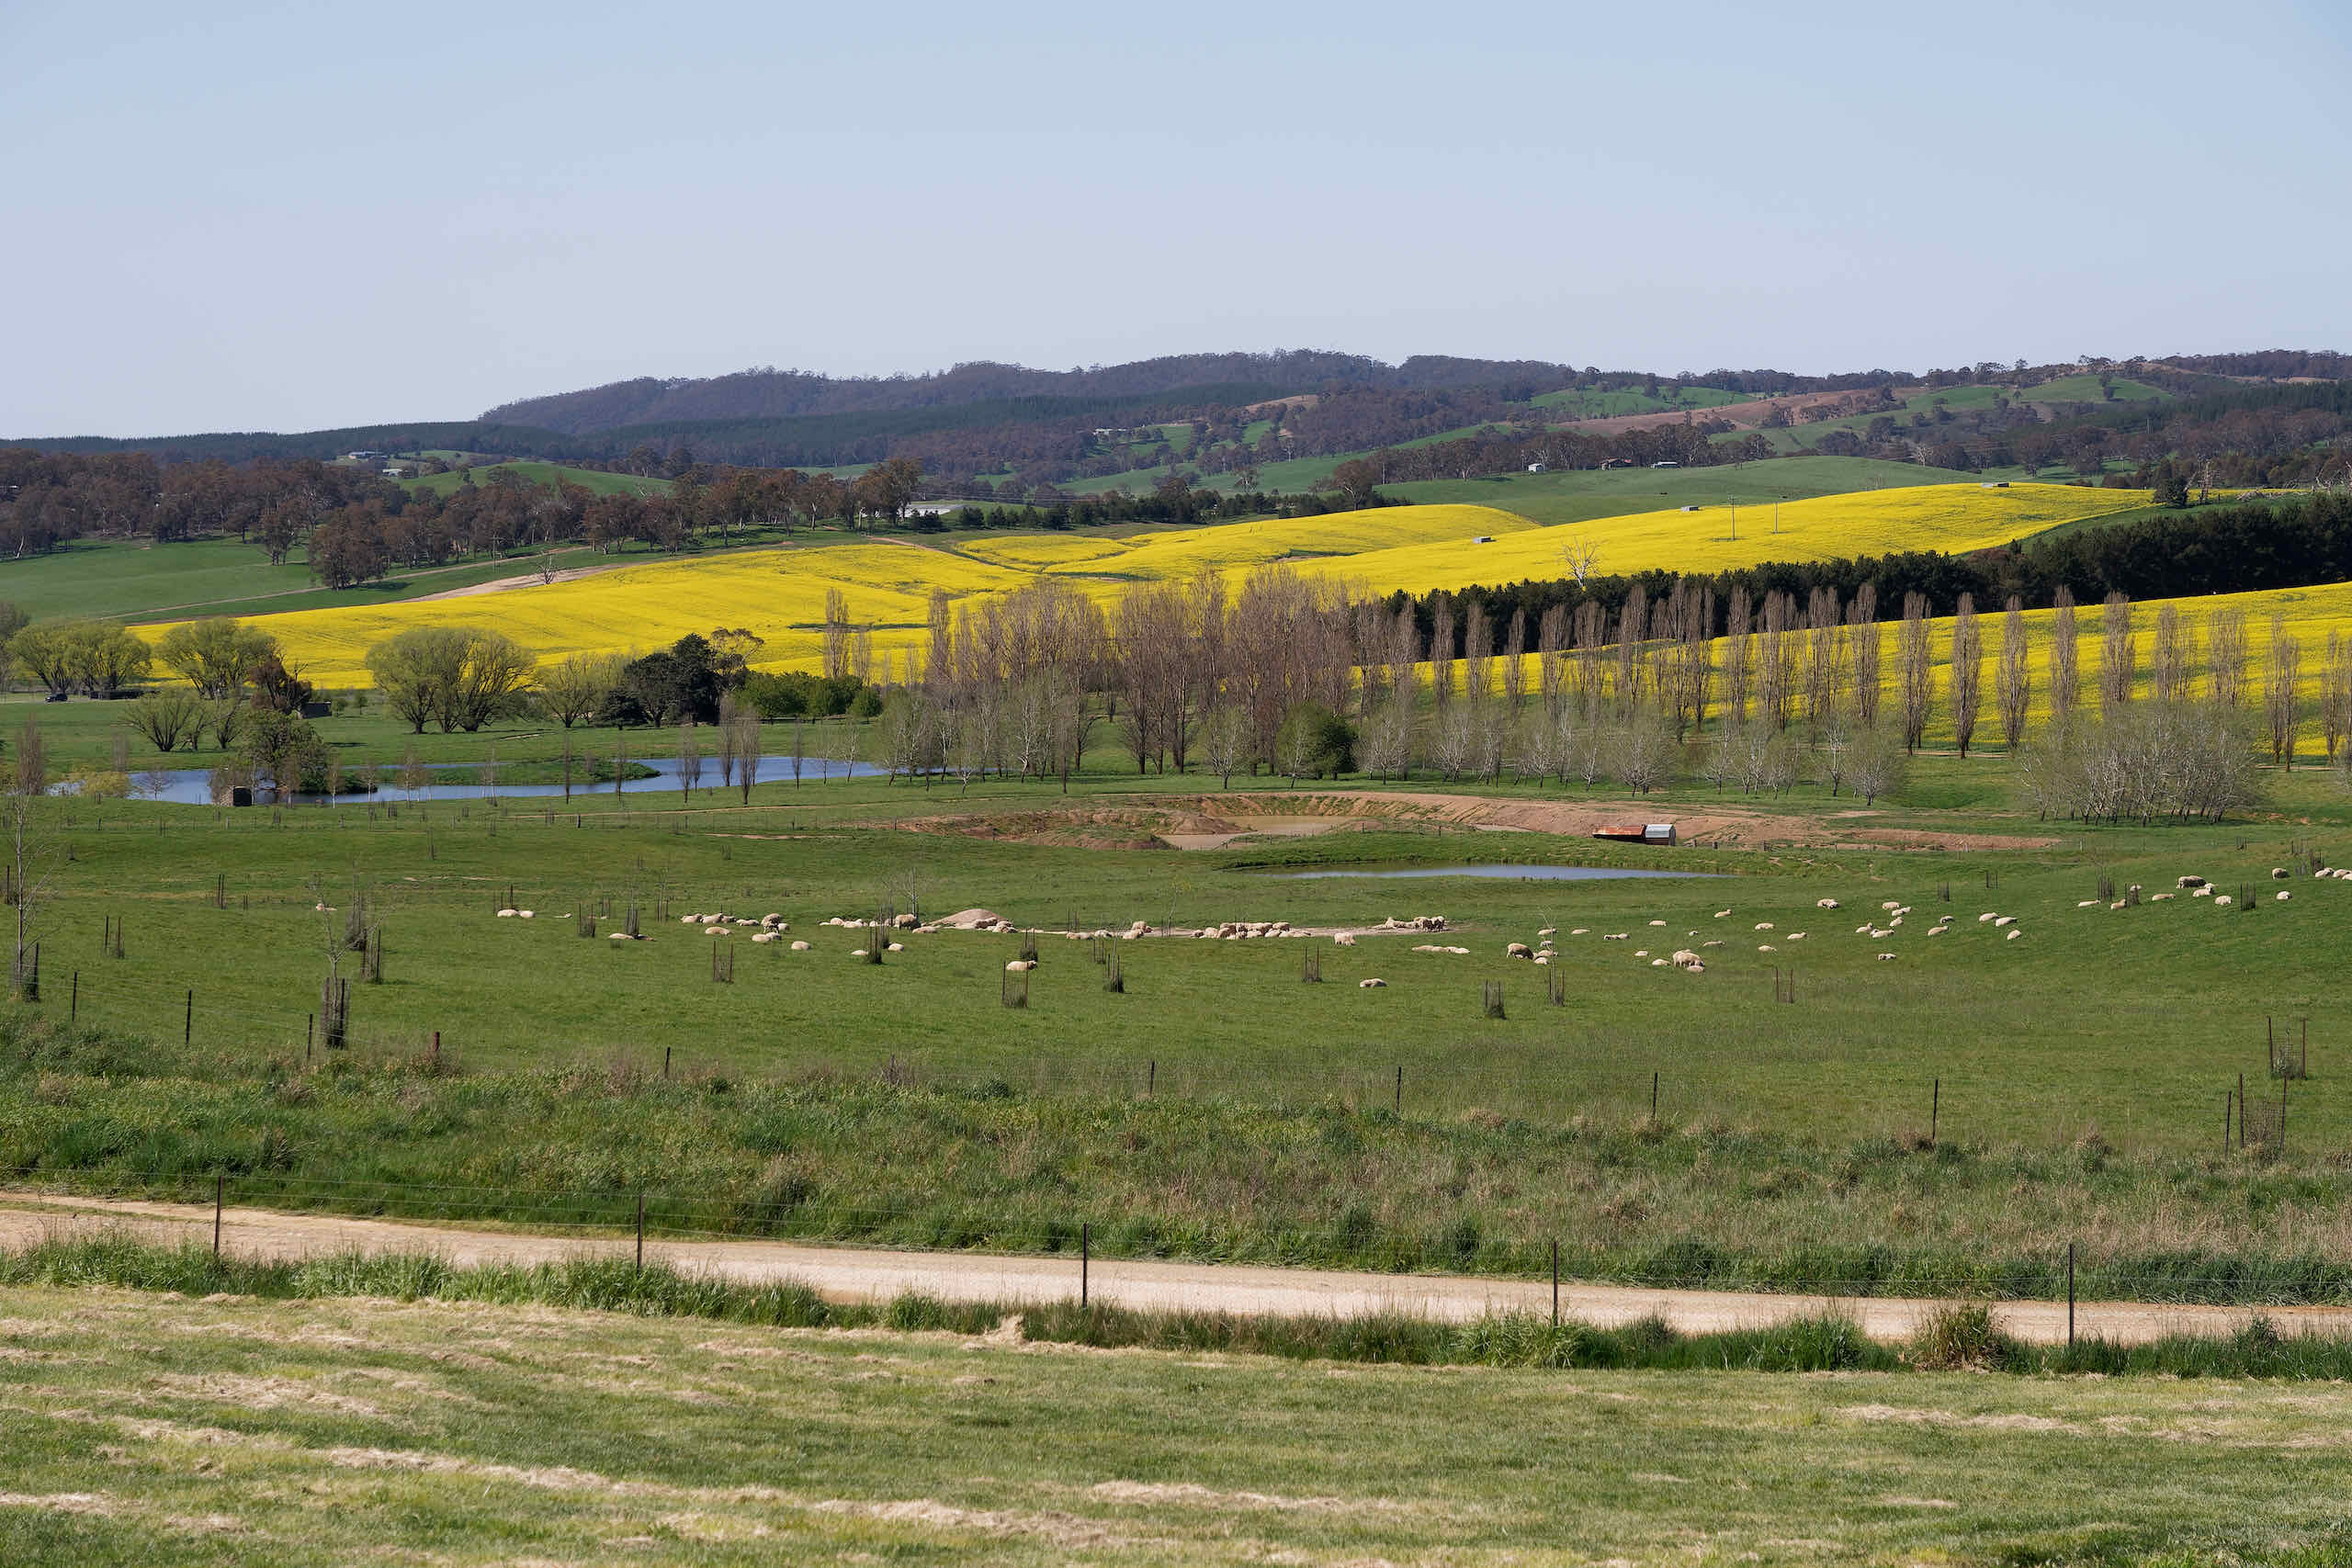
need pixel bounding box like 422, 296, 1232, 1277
1950, 593, 1984, 758
2264, 615, 2302, 766
2050, 585, 2079, 727
1996, 596, 2031, 750
1898, 592, 1935, 752
1848, 583, 1881, 730
2099, 592, 2135, 714
2208, 607, 2246, 708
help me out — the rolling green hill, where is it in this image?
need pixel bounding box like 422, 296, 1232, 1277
401, 461, 673, 499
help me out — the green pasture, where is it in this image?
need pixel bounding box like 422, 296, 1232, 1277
1380, 454, 1984, 526
9, 741, 2350, 1155
400, 460, 673, 499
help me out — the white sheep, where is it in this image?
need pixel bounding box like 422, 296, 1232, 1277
1570, 928, 1589, 936
2007, 929, 2023, 940
1883, 901, 1902, 912
2277, 891, 2292, 902
1755, 921, 1774, 931
1650, 958, 1668, 966
1994, 916, 2017, 928
1787, 932, 1806, 942
789, 941, 809, 952
1359, 977, 1385, 988
1877, 952, 1898, 961
1005, 959, 1035, 972
1978, 912, 1998, 922
1634, 949, 1649, 957
888, 942, 905, 951
1713, 909, 1732, 919
1334, 932, 1356, 946
1507, 942, 1532, 958
1602, 933, 1628, 942
1648, 919, 1667, 927
517, 911, 534, 919
707, 927, 729, 937
496, 908, 517, 918
1758, 943, 1776, 952
1537, 927, 1556, 936
2078, 899, 2099, 908
1816, 898, 1839, 909
2214, 896, 2233, 908
680, 916, 699, 925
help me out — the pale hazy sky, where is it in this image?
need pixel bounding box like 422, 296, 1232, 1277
6, 1, 2348, 436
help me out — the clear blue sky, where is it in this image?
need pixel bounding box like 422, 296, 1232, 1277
6, 1, 2347, 435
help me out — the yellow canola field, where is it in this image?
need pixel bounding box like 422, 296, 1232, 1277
1053, 504, 1531, 582
205, 542, 1000, 689
1289, 484, 2151, 596
165, 488, 2181, 695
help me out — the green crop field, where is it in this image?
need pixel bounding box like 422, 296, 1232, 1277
1379, 455, 1984, 526
401, 460, 673, 499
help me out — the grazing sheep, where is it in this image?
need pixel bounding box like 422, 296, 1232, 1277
1570, 928, 1589, 936
1532, 954, 1550, 965
2277, 891, 2292, 902
1634, 949, 1649, 957
1537, 927, 1556, 936
1412, 944, 1443, 953
2152, 893, 2175, 901
1602, 933, 1628, 942
2214, 896, 2233, 907
2273, 868, 2290, 879
1446, 946, 1472, 955
789, 941, 810, 952
680, 916, 699, 925
1359, 977, 1386, 988
2193, 886, 2213, 897
1869, 928, 1891, 939
1679, 960, 1706, 974
1713, 909, 1732, 919
1334, 932, 1357, 946
608, 931, 635, 941
1877, 953, 1898, 961
1702, 940, 1723, 948
1787, 932, 1806, 941
2078, 899, 2099, 907
1672, 949, 1700, 964
1650, 958, 1668, 967
888, 942, 905, 951
1888, 917, 1903, 927
2007, 929, 2023, 940
1755, 922, 1774, 931
751, 932, 775, 943
1855, 923, 1872, 934
708, 927, 729, 937
1648, 919, 1667, 927
1816, 898, 1840, 909
517, 910, 534, 919
1758, 943, 1776, 952
1977, 913, 1998, 923
2177, 875, 2207, 888
1004, 959, 1035, 972
1927, 928, 1946, 937
1883, 901, 1902, 912
1507, 942, 1532, 958
1994, 916, 2016, 928
496, 908, 517, 918
2110, 900, 2126, 910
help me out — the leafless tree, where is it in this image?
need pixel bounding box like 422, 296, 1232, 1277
2040, 590, 2075, 730
1613, 586, 1647, 717
2321, 630, 2352, 764
1560, 534, 1600, 587
1996, 596, 2031, 749
1848, 582, 1881, 729
821, 588, 850, 681
1500, 607, 1527, 709
1462, 602, 1493, 705
2151, 604, 2193, 705
1536, 603, 1566, 717
7, 715, 48, 999
1722, 586, 1754, 726
2264, 615, 2302, 765
1758, 591, 1793, 731
1898, 592, 1935, 751
676, 721, 703, 800
1949, 593, 1983, 758
2208, 607, 2247, 708
2099, 592, 2135, 714
1430, 599, 1455, 710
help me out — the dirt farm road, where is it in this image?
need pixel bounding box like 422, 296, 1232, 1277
4, 1191, 2337, 1348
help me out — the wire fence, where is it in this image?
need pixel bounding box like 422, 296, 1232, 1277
11, 1164, 2351, 1310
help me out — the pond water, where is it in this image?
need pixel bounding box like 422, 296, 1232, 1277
117, 753, 888, 807
1269, 864, 1720, 882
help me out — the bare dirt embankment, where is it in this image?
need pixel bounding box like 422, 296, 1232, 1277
876, 790, 2056, 853
0, 1194, 2324, 1348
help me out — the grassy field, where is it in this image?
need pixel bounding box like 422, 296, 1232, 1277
401, 460, 673, 499
8, 1275, 2352, 1565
